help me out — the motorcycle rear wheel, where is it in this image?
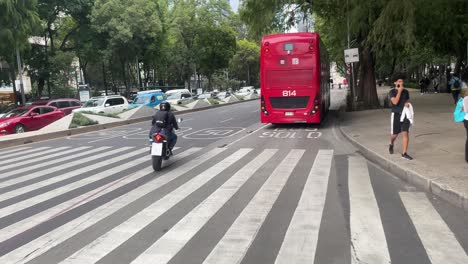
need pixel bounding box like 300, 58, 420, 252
152, 156, 163, 171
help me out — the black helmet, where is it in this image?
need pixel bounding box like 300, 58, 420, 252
159, 101, 171, 111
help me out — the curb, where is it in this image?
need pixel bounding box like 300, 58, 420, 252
338, 124, 468, 212
0, 98, 259, 149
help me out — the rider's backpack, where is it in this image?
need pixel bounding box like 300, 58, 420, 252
153, 110, 169, 128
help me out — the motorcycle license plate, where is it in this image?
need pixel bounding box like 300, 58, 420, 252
151, 143, 163, 156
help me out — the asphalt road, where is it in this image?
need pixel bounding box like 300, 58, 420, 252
0, 92, 467, 264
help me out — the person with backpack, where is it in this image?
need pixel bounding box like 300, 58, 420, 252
149, 101, 179, 155
450, 74, 462, 104
460, 96, 468, 163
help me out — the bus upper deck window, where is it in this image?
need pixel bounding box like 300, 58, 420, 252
284, 43, 294, 51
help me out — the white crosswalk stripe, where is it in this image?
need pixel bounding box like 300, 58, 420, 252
0, 146, 50, 160
203, 149, 305, 264
132, 149, 277, 264
0, 146, 465, 264
0, 146, 93, 173
0, 147, 134, 198
0, 146, 35, 156
0, 147, 220, 263
275, 149, 334, 264
62, 148, 251, 264
348, 156, 391, 264
400, 192, 468, 264
0, 150, 144, 221
0, 147, 195, 245
0, 146, 70, 168
0, 146, 111, 179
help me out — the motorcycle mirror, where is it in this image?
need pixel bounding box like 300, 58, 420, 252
177, 118, 183, 123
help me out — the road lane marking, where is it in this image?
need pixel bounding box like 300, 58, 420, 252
275, 149, 334, 264
0, 146, 110, 179
0, 146, 37, 156
226, 123, 269, 147
0, 147, 69, 168
400, 192, 468, 264
0, 148, 219, 263
87, 128, 142, 143
0, 148, 147, 220
203, 149, 305, 264
132, 149, 277, 264
61, 149, 252, 264
220, 118, 233, 123
348, 156, 391, 264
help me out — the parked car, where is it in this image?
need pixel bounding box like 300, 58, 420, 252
0, 104, 18, 118
0, 106, 65, 135
165, 89, 194, 105
129, 90, 166, 108
235, 86, 255, 97
215, 91, 231, 100
73, 95, 129, 114
194, 93, 213, 100
31, 98, 82, 115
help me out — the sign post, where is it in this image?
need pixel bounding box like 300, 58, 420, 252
78, 84, 90, 102
344, 48, 359, 101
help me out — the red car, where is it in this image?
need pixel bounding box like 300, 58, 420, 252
31, 98, 82, 115
0, 106, 65, 135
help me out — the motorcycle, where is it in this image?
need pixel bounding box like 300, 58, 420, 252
149, 118, 182, 171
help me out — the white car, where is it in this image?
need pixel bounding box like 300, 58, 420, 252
235, 86, 255, 97
165, 89, 194, 105
73, 95, 129, 114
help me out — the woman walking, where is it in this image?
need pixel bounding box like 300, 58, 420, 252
464, 95, 468, 163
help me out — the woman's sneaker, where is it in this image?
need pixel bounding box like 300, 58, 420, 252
389, 144, 394, 154
401, 153, 413, 160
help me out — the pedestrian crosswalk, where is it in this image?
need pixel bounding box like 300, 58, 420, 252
0, 145, 465, 264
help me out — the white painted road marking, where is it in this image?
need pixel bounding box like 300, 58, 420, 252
400, 192, 468, 264
132, 149, 277, 264
348, 156, 391, 264
203, 149, 305, 264
275, 149, 334, 264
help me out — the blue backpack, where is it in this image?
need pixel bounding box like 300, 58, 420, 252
454, 98, 465, 122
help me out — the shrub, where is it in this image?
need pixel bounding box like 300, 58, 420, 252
70, 113, 98, 128
80, 111, 120, 119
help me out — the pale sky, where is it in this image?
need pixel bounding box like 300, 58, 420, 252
230, 0, 239, 12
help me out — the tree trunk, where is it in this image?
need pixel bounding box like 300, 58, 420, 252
357, 46, 379, 108
247, 64, 251, 86
38, 78, 45, 97
390, 57, 397, 78
102, 62, 108, 96
8, 61, 18, 104
454, 56, 462, 76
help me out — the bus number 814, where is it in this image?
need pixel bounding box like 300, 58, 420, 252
282, 90, 297, 97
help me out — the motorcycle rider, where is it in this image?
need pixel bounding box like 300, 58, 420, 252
149, 101, 179, 156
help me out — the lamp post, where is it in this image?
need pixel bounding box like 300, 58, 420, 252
347, 0, 356, 101
15, 47, 26, 106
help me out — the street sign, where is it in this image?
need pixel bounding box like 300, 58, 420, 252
79, 84, 90, 102
344, 48, 359, 63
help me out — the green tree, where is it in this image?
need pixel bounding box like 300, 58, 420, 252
229, 39, 260, 86
91, 0, 163, 93
195, 24, 237, 89
0, 0, 40, 102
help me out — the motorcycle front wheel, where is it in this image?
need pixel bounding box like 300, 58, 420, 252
152, 155, 163, 171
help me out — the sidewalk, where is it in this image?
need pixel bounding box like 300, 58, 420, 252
340, 87, 468, 211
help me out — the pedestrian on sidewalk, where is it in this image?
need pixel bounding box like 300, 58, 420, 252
463, 95, 468, 163
419, 77, 427, 95
432, 77, 439, 93
449, 74, 462, 104
388, 72, 413, 160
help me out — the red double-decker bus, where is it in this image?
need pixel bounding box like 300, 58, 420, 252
260, 32, 330, 124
